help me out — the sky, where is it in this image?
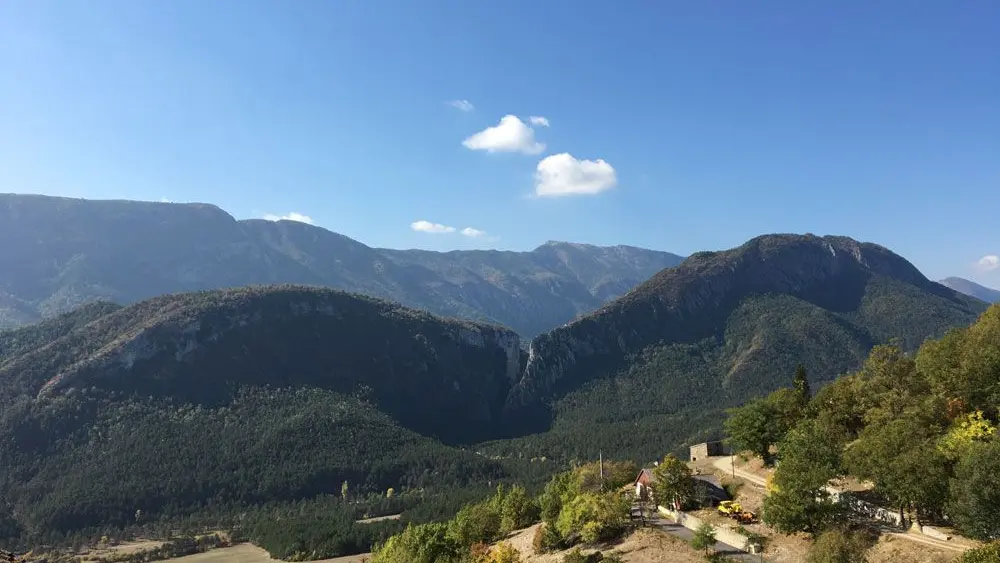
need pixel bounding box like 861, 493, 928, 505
1, 1, 998, 285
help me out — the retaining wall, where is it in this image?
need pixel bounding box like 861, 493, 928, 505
657, 506, 760, 553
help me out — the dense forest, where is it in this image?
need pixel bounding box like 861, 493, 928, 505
725, 304, 1000, 545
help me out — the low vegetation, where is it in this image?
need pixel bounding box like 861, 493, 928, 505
372, 461, 635, 563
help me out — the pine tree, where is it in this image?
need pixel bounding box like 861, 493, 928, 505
794, 364, 811, 405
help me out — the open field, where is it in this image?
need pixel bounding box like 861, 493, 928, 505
124, 544, 372, 563
354, 514, 401, 524
80, 541, 167, 561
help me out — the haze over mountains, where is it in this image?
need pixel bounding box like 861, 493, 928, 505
0, 224, 988, 545
939, 277, 1000, 303
0, 194, 683, 336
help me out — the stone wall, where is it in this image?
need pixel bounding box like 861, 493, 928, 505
657, 506, 762, 554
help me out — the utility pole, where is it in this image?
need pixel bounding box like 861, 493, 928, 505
599, 450, 605, 492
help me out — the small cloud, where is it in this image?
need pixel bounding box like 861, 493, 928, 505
449, 100, 475, 112
978, 255, 999, 271
529, 116, 550, 127
534, 153, 618, 197
461, 227, 487, 238
411, 220, 456, 234
463, 115, 545, 155
263, 212, 314, 225
159, 197, 172, 203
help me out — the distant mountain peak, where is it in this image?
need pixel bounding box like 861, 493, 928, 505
939, 277, 1000, 303
0, 193, 684, 336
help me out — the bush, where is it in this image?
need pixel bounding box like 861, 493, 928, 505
532, 523, 561, 554
561, 548, 604, 563
806, 527, 876, 563
960, 542, 1000, 563
555, 492, 629, 544
483, 542, 521, 563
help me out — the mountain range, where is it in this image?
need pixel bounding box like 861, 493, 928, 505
0, 222, 989, 547
0, 194, 683, 337
939, 276, 1000, 303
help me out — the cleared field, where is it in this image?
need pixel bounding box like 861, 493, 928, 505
354, 514, 401, 524
80, 541, 167, 560
159, 545, 371, 563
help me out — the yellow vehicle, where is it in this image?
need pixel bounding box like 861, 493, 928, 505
717, 500, 743, 516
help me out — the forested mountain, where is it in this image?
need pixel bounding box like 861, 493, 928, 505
490, 234, 988, 460
940, 276, 1000, 303
0, 193, 683, 336
0, 233, 986, 555
0, 286, 534, 544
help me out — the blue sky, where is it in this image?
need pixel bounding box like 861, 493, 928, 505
1, 1, 998, 285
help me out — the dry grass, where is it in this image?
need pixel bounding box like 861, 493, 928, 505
151, 544, 372, 563
503, 525, 704, 563
868, 535, 958, 563
79, 541, 166, 561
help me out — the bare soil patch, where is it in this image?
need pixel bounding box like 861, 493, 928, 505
504, 525, 703, 563
152, 544, 371, 563
868, 534, 957, 563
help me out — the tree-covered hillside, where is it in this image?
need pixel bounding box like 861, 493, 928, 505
0, 286, 546, 550
494, 235, 986, 460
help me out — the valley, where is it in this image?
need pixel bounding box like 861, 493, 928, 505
1, 222, 995, 562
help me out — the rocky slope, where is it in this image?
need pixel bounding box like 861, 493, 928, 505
0, 194, 683, 336
940, 276, 1000, 303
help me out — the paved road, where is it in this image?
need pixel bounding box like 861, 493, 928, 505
635, 509, 769, 562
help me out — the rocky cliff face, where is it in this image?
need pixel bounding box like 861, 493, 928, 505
0, 194, 683, 335
504, 234, 985, 419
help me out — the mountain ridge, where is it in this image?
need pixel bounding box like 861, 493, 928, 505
939, 276, 1000, 303
0, 193, 683, 336
502, 234, 985, 437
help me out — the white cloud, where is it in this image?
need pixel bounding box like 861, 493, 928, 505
263, 212, 314, 224
461, 227, 487, 238
463, 115, 545, 155
529, 116, 550, 127
411, 220, 456, 234
978, 255, 1000, 271
449, 100, 475, 112
159, 197, 172, 203
534, 153, 618, 197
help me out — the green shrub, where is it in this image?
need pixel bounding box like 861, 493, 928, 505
960, 542, 1000, 563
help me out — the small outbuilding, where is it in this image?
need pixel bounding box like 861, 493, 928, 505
689, 441, 727, 462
